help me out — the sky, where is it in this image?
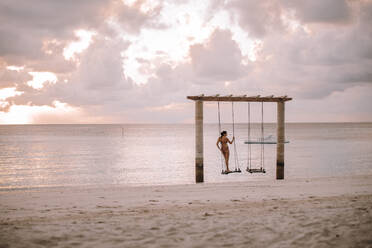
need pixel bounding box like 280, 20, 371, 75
0, 0, 371, 124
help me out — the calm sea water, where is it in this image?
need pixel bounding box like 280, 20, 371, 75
0, 123, 372, 190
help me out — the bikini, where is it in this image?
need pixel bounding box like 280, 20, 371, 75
220, 137, 229, 154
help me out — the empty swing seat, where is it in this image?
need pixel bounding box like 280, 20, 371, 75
246, 167, 266, 173
244, 140, 289, 144
245, 135, 289, 144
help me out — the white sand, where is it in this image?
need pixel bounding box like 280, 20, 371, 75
1, 175, 372, 248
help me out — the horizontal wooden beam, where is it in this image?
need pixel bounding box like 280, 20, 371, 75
187, 95, 292, 102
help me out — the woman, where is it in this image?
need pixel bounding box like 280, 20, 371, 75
216, 130, 235, 173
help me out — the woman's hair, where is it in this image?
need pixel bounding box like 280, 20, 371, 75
220, 131, 227, 137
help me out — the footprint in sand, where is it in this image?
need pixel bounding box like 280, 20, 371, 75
32, 238, 56, 246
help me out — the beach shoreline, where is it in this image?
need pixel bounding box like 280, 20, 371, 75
1, 174, 372, 247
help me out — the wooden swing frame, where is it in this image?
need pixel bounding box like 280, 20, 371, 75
187, 94, 292, 183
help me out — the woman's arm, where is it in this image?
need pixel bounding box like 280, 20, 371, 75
228, 136, 235, 144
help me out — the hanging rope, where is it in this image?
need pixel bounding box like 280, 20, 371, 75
247, 102, 252, 170
231, 102, 240, 171
217, 101, 224, 172
246, 101, 266, 174
260, 101, 265, 170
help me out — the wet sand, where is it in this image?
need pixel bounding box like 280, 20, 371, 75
1, 175, 372, 248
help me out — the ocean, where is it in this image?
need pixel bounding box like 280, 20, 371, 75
0, 123, 372, 190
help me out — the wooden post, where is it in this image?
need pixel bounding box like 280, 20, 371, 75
276, 101, 285, 179
195, 100, 204, 183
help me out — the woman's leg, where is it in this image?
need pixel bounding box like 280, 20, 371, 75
224, 151, 230, 172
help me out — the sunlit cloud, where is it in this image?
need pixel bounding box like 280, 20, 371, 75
121, 0, 137, 7
0, 101, 84, 124
146, 102, 189, 112
121, 1, 259, 84
122, 1, 216, 84
6, 65, 24, 72
0, 87, 23, 112
27, 72, 58, 89
63, 30, 96, 61
281, 9, 311, 34
42, 39, 62, 55
0, 105, 33, 124
122, 0, 160, 13
0, 0, 371, 124
0, 87, 23, 100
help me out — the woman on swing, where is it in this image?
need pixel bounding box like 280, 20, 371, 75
216, 130, 235, 173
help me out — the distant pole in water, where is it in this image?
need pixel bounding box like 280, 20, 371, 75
121, 127, 124, 137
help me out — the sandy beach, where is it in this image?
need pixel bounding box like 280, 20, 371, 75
1, 175, 372, 248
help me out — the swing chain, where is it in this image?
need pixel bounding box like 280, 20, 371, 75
261, 101, 265, 170
246, 101, 265, 173
217, 101, 224, 172
247, 102, 251, 170
231, 102, 240, 171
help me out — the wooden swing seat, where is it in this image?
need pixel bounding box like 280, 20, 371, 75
246, 167, 266, 173
245, 140, 289, 144
221, 168, 242, 175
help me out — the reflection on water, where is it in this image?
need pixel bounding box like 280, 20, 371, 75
0, 123, 371, 189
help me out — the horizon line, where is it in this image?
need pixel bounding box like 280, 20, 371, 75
1, 121, 372, 125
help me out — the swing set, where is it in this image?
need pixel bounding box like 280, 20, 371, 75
217, 101, 268, 175
217, 101, 242, 174
187, 94, 292, 183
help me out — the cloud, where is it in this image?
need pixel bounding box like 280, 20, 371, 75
114, 0, 166, 34
287, 84, 372, 122
189, 29, 248, 83
283, 0, 352, 24
1, 0, 372, 123
0, 0, 161, 72
227, 0, 283, 38
9, 35, 133, 107
0, 62, 32, 88
0, 0, 111, 65
223, 0, 372, 99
